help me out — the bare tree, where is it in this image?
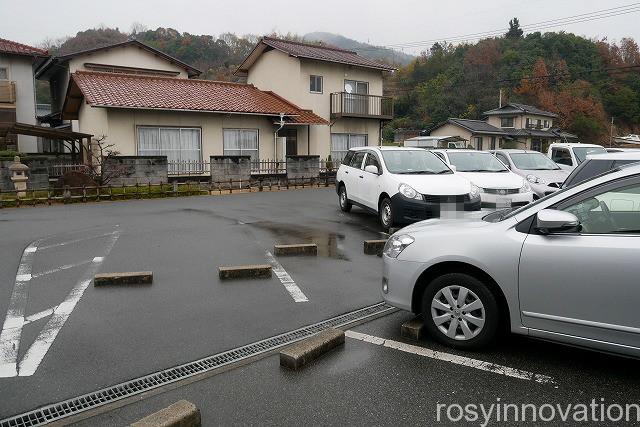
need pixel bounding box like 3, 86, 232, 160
87, 135, 125, 185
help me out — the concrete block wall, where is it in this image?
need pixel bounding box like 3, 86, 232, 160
0, 157, 50, 190
210, 156, 251, 183
103, 156, 168, 185
286, 155, 320, 179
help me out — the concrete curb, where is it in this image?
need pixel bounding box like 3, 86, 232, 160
401, 316, 425, 341
274, 243, 318, 256
130, 399, 201, 427
218, 264, 272, 280
280, 328, 345, 370
363, 239, 387, 255
94, 271, 153, 286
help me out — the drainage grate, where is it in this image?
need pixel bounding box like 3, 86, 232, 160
1, 302, 395, 427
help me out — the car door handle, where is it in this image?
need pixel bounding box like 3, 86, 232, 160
345, 171, 349, 174
359, 175, 364, 178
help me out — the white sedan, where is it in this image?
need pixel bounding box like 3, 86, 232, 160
432, 149, 534, 208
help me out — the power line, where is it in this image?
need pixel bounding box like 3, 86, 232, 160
353, 3, 640, 53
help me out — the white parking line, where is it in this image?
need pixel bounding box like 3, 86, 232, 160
265, 250, 308, 303
23, 308, 56, 325
37, 231, 119, 251
0, 241, 39, 377
31, 259, 92, 279
345, 330, 556, 385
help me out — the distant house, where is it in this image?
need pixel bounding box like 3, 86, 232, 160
236, 37, 395, 161
429, 103, 578, 152
483, 103, 562, 151
0, 38, 48, 152
429, 118, 509, 150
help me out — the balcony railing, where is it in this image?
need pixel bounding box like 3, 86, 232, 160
0, 81, 16, 104
330, 92, 393, 120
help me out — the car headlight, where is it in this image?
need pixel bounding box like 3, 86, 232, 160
469, 184, 481, 199
526, 174, 545, 184
520, 181, 532, 193
398, 183, 422, 200
383, 234, 415, 258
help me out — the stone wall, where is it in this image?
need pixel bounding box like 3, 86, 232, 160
103, 156, 168, 185
0, 157, 50, 190
286, 155, 320, 179
210, 156, 251, 184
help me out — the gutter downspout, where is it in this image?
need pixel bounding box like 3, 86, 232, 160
275, 112, 285, 160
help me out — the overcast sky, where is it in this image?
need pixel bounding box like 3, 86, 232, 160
3, 0, 639, 53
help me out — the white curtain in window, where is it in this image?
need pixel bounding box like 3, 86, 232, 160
223, 129, 258, 161
160, 128, 181, 162
138, 127, 161, 155
331, 134, 367, 162
350, 134, 367, 147
180, 128, 201, 162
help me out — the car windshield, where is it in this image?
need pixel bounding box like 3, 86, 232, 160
510, 153, 560, 170
447, 151, 509, 172
381, 150, 451, 174
574, 146, 607, 164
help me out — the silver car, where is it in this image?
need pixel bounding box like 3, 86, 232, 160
382, 163, 640, 356
491, 149, 569, 198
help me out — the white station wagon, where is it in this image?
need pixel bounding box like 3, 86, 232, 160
336, 147, 481, 229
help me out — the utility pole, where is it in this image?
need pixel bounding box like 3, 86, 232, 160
609, 116, 614, 147
499, 88, 503, 108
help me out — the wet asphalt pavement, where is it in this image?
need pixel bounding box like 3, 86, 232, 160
1, 189, 640, 425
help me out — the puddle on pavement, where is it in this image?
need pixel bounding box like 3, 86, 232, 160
249, 221, 349, 260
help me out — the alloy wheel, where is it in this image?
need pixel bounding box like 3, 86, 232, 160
431, 285, 485, 341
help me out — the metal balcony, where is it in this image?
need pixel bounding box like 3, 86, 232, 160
330, 92, 393, 120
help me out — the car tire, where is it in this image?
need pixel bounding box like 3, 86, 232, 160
421, 273, 499, 350
379, 197, 394, 229
339, 184, 352, 212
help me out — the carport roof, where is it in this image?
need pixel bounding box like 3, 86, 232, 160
63, 71, 328, 125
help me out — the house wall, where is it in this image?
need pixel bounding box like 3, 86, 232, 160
487, 114, 553, 130
0, 54, 38, 152
246, 48, 385, 158
77, 105, 282, 161
429, 124, 473, 142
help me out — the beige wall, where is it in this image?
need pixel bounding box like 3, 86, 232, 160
487, 114, 553, 130
430, 124, 472, 142
246, 49, 385, 157
78, 106, 285, 161
0, 54, 38, 151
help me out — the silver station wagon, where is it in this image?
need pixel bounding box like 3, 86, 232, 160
382, 163, 640, 357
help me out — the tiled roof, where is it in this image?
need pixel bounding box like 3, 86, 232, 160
237, 37, 395, 73
483, 103, 557, 118
447, 118, 507, 135
0, 37, 48, 56
505, 128, 559, 138
66, 71, 327, 124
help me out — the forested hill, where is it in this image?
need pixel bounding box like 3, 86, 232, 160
388, 23, 640, 144
37, 24, 640, 143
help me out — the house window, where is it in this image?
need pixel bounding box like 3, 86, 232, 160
310, 75, 323, 93
525, 118, 531, 128
0, 68, 7, 80
331, 133, 367, 162
223, 129, 259, 161
490, 136, 496, 150
137, 127, 202, 163
500, 117, 514, 128
544, 120, 549, 128
475, 136, 483, 150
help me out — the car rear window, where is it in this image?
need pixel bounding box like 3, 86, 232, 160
563, 159, 613, 188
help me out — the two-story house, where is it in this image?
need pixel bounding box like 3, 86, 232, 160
429, 103, 577, 152
483, 103, 562, 151
0, 38, 48, 152
236, 37, 395, 161
53, 40, 327, 165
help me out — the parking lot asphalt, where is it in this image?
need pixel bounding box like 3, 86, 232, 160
0, 189, 386, 417
74, 311, 640, 426
3, 189, 640, 426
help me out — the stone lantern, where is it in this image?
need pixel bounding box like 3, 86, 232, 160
9, 156, 29, 198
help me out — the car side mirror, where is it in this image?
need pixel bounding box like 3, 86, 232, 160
364, 165, 379, 174
449, 164, 457, 172
535, 209, 580, 234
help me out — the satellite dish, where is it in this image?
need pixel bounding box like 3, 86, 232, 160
344, 83, 353, 94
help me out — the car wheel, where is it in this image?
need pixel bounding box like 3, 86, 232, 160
421, 273, 499, 350
339, 184, 352, 212
379, 197, 394, 229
